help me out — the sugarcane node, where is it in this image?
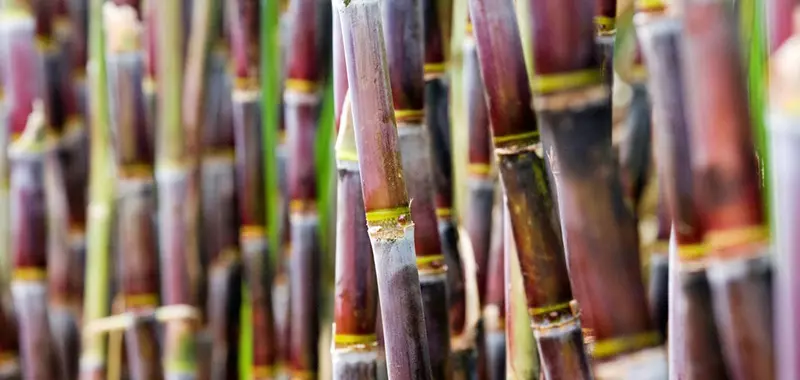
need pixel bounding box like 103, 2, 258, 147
594, 16, 616, 36
531, 69, 605, 96
635, 0, 666, 13
677, 242, 709, 263
394, 109, 425, 124
12, 267, 47, 282
435, 207, 453, 220
531, 312, 582, 335
492, 130, 540, 150
83, 304, 204, 337
705, 225, 770, 255
591, 331, 663, 360
417, 254, 447, 274
232, 76, 261, 94
251, 364, 277, 378
532, 83, 609, 112
467, 163, 492, 177
285, 78, 321, 95
289, 199, 318, 215
117, 163, 154, 179
333, 334, 379, 351
593, 345, 668, 379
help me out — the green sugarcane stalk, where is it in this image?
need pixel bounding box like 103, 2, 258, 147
155, 0, 203, 377
78, 0, 116, 377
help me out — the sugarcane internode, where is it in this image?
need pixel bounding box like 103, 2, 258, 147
770, 15, 800, 377
679, 0, 774, 377
521, 0, 667, 375
331, 98, 384, 377
9, 102, 56, 380
469, 0, 595, 377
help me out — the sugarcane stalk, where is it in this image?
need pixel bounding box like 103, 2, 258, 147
198, 5, 243, 380
483, 200, 505, 380
334, 0, 434, 377
140, 0, 156, 144
596, 0, 617, 84
55, 0, 89, 338
502, 196, 538, 380
461, 16, 495, 379
227, 1, 278, 378
678, 0, 774, 378
10, 3, 81, 379
617, 71, 652, 215
155, 0, 204, 378
282, 0, 330, 376
182, 0, 224, 376
78, 0, 116, 377
330, 95, 384, 379
521, 0, 668, 375
769, 0, 798, 53
379, 0, 453, 376
0, 48, 21, 380
272, 13, 291, 377
467, 0, 592, 377
646, 191, 669, 339
636, 5, 729, 378
462, 16, 493, 312
102, 3, 163, 379
272, 137, 290, 380
113, 176, 163, 380
769, 9, 800, 380
9, 102, 57, 380
422, 2, 470, 377
28, 4, 84, 377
